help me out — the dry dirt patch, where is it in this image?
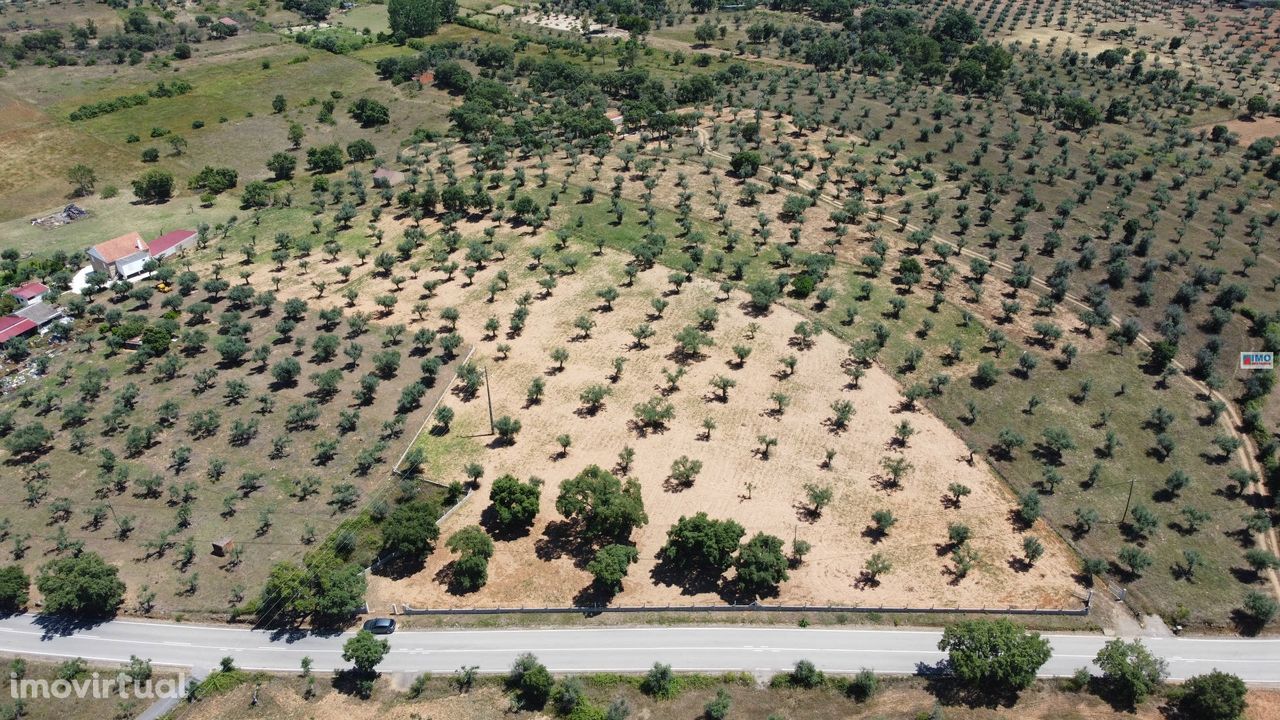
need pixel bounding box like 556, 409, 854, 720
1207, 117, 1280, 149
366, 244, 1081, 612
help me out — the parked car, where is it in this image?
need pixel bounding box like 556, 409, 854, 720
362, 617, 396, 635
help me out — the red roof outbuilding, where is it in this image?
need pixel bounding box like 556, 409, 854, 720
0, 315, 36, 344
7, 281, 49, 302
149, 229, 197, 257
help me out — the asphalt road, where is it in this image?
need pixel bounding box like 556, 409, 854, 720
0, 614, 1277, 682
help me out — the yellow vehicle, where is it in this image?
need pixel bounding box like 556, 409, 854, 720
155, 281, 172, 293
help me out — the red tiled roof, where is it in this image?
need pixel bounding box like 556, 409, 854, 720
0, 316, 36, 344
149, 229, 197, 257
91, 232, 148, 263
7, 281, 49, 301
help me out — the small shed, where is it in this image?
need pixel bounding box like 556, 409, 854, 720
212, 537, 235, 556
7, 281, 50, 307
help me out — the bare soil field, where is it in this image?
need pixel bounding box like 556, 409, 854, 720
1208, 117, 1280, 150
517, 11, 628, 38
366, 240, 1082, 611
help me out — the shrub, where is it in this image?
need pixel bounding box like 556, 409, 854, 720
131, 169, 174, 203
847, 668, 878, 701
507, 653, 553, 710
789, 660, 823, 688
348, 98, 389, 127
642, 662, 677, 698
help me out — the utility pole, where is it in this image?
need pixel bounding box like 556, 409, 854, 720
1120, 476, 1136, 525
484, 366, 494, 435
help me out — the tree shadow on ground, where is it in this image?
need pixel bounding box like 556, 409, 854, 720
479, 507, 533, 542
1231, 608, 1269, 636
649, 552, 724, 597
32, 612, 111, 640
533, 519, 595, 569
919, 662, 1021, 709
572, 580, 616, 612
716, 578, 778, 605
331, 669, 376, 698
432, 559, 485, 596
370, 550, 427, 580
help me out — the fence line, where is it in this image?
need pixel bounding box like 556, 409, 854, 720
362, 348, 476, 578
398, 344, 478, 491
393, 592, 1091, 618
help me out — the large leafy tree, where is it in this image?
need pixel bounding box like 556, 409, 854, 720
949, 43, 1011, 95
1093, 638, 1167, 709
4, 423, 53, 458
733, 533, 789, 600
587, 544, 639, 594
445, 525, 493, 592
258, 561, 313, 621
309, 555, 367, 624
131, 169, 174, 203
348, 98, 389, 128
284, 0, 333, 21
257, 556, 366, 625
380, 500, 441, 561
555, 465, 647, 542
660, 513, 744, 581
488, 475, 541, 531
1179, 671, 1247, 720
36, 553, 125, 616
0, 565, 30, 612
387, 0, 456, 37
343, 629, 389, 673
937, 619, 1051, 698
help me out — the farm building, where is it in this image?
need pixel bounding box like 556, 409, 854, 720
218, 16, 239, 27
372, 168, 405, 187
6, 281, 49, 307
13, 302, 66, 334
148, 229, 198, 260
0, 315, 36, 345
87, 231, 150, 279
